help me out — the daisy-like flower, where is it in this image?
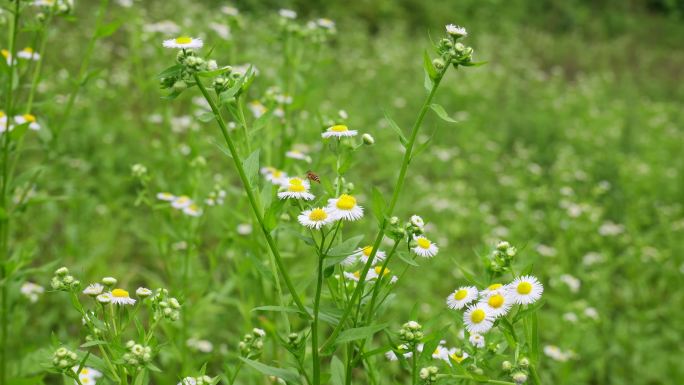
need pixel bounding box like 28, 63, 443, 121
1, 49, 12, 66
481, 291, 512, 318
372, 266, 390, 280
321, 124, 358, 139
178, 377, 197, 385
96, 292, 112, 304
446, 286, 478, 309
449, 348, 469, 364
317, 18, 336, 30
278, 9, 297, 19
83, 283, 104, 297
469, 333, 485, 348
354, 245, 386, 266
73, 367, 102, 385
412, 235, 438, 258
17, 47, 40, 61
0, 111, 7, 131
14, 114, 40, 130
327, 194, 364, 221
480, 283, 505, 298
20, 282, 44, 303
171, 195, 192, 209
263, 168, 288, 186
385, 350, 399, 361
298, 207, 334, 229
446, 24, 468, 37
109, 288, 136, 306
221, 6, 239, 16
162, 36, 203, 50
183, 203, 203, 217
33, 0, 57, 6
156, 192, 175, 201
278, 177, 315, 200
507, 275, 544, 305
248, 100, 267, 118
463, 304, 494, 334
285, 149, 310, 162
136, 287, 152, 297
343, 270, 361, 282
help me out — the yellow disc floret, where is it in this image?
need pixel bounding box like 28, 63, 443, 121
487, 283, 502, 291
23, 114, 36, 122
488, 294, 504, 308
330, 124, 348, 132
111, 288, 129, 298
416, 237, 431, 249
470, 309, 486, 323
175, 36, 193, 45
517, 281, 532, 295
336, 194, 356, 210
454, 289, 468, 300
308, 208, 328, 221
362, 246, 373, 256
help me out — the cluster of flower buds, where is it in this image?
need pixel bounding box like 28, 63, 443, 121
433, 24, 475, 71
419, 366, 439, 384
387, 216, 407, 241
486, 241, 518, 274
239, 328, 266, 358
150, 288, 181, 321
276, 9, 336, 44
406, 215, 425, 236
160, 50, 219, 95
131, 163, 148, 179
178, 375, 215, 385
398, 321, 423, 346
52, 347, 79, 371
123, 340, 153, 367
50, 267, 80, 291
286, 332, 303, 350
34, 0, 74, 18
502, 357, 530, 384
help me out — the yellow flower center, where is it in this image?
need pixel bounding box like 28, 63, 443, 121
362, 246, 373, 256
416, 237, 431, 249
336, 194, 356, 210
488, 294, 505, 308
0, 111, 5, 118
450, 353, 466, 363
308, 208, 327, 221
374, 266, 389, 275
81, 369, 89, 375
22, 47, 34, 53
487, 283, 502, 291
82, 378, 90, 384
470, 309, 485, 323
273, 170, 283, 177
330, 124, 348, 132
288, 184, 306, 192
453, 289, 468, 300
353, 271, 361, 279
111, 288, 129, 298
23, 114, 36, 122
1, 50, 9, 59
517, 281, 532, 295
175, 36, 193, 44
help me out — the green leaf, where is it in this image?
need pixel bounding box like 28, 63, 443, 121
197, 112, 215, 123
461, 60, 488, 67
156, 64, 183, 79
513, 299, 545, 323
371, 187, 386, 224
330, 356, 345, 385
252, 305, 307, 316
430, 104, 458, 123
242, 150, 260, 187
326, 235, 364, 257
196, 66, 233, 78
80, 340, 107, 348
423, 50, 437, 80
95, 20, 121, 39
335, 323, 388, 344
396, 251, 418, 267
384, 112, 407, 147
239, 358, 301, 384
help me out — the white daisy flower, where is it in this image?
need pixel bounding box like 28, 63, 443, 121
480, 283, 505, 298
321, 124, 357, 139
221, 6, 239, 16
412, 235, 438, 258
469, 333, 485, 348
446, 24, 467, 37
136, 287, 152, 297
385, 350, 399, 361
14, 114, 40, 130
327, 194, 364, 221
96, 292, 112, 304
278, 177, 315, 200
298, 207, 334, 229
263, 168, 288, 186
317, 18, 336, 30
480, 291, 512, 318
463, 304, 494, 334
163, 36, 203, 49
17, 47, 40, 61
446, 286, 478, 309
171, 195, 193, 209
0, 111, 7, 131
73, 366, 102, 381
156, 192, 175, 201
20, 282, 44, 303
432, 345, 451, 363
371, 266, 390, 280
109, 288, 136, 306
248, 100, 267, 118
448, 348, 469, 364
83, 283, 104, 296
278, 9, 297, 19
1, 49, 12, 66
352, 245, 385, 265
343, 271, 361, 282
183, 203, 203, 217
285, 150, 310, 162
507, 275, 544, 305
410, 215, 424, 228
178, 377, 197, 385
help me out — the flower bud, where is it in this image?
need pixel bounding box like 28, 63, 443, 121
519, 357, 530, 368
55, 267, 69, 276
512, 372, 528, 384
362, 133, 375, 145
102, 277, 117, 286
433, 58, 445, 70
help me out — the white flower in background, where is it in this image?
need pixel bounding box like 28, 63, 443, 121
278, 9, 297, 19
298, 207, 334, 229
171, 195, 192, 209
322, 124, 357, 139
178, 377, 197, 385
327, 194, 364, 221
237, 223, 252, 235
108, 288, 136, 306
343, 271, 361, 282
285, 149, 310, 162
73, 366, 102, 385
183, 203, 203, 217
1, 49, 12, 66
14, 114, 40, 130
411, 235, 438, 258
385, 350, 399, 361
563, 312, 578, 323
20, 282, 44, 303
584, 307, 599, 320
0, 111, 7, 132
248, 100, 267, 118
221, 6, 239, 16
317, 18, 336, 30
261, 167, 288, 185
187, 338, 214, 353
143, 21, 181, 35
278, 177, 315, 200
559, 274, 581, 293
136, 287, 152, 297
446, 24, 468, 37
82, 283, 104, 297
598, 221, 624, 236
543, 345, 574, 362
507, 275, 544, 305
463, 304, 494, 334
480, 291, 513, 318
446, 286, 478, 309
358, 245, 386, 265
17, 47, 40, 61
162, 36, 203, 49
156, 192, 175, 202
431, 344, 451, 364
209, 22, 231, 39
469, 333, 485, 348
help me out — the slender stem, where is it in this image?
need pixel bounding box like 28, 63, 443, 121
364, 241, 400, 320
320, 63, 450, 353
311, 244, 325, 385
228, 361, 243, 385
193, 74, 308, 315
411, 345, 418, 385
436, 374, 516, 385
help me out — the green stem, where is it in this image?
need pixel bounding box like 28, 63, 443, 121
411, 346, 418, 385
364, 240, 400, 321
193, 74, 308, 315
320, 63, 450, 353
436, 374, 515, 385
311, 245, 324, 385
